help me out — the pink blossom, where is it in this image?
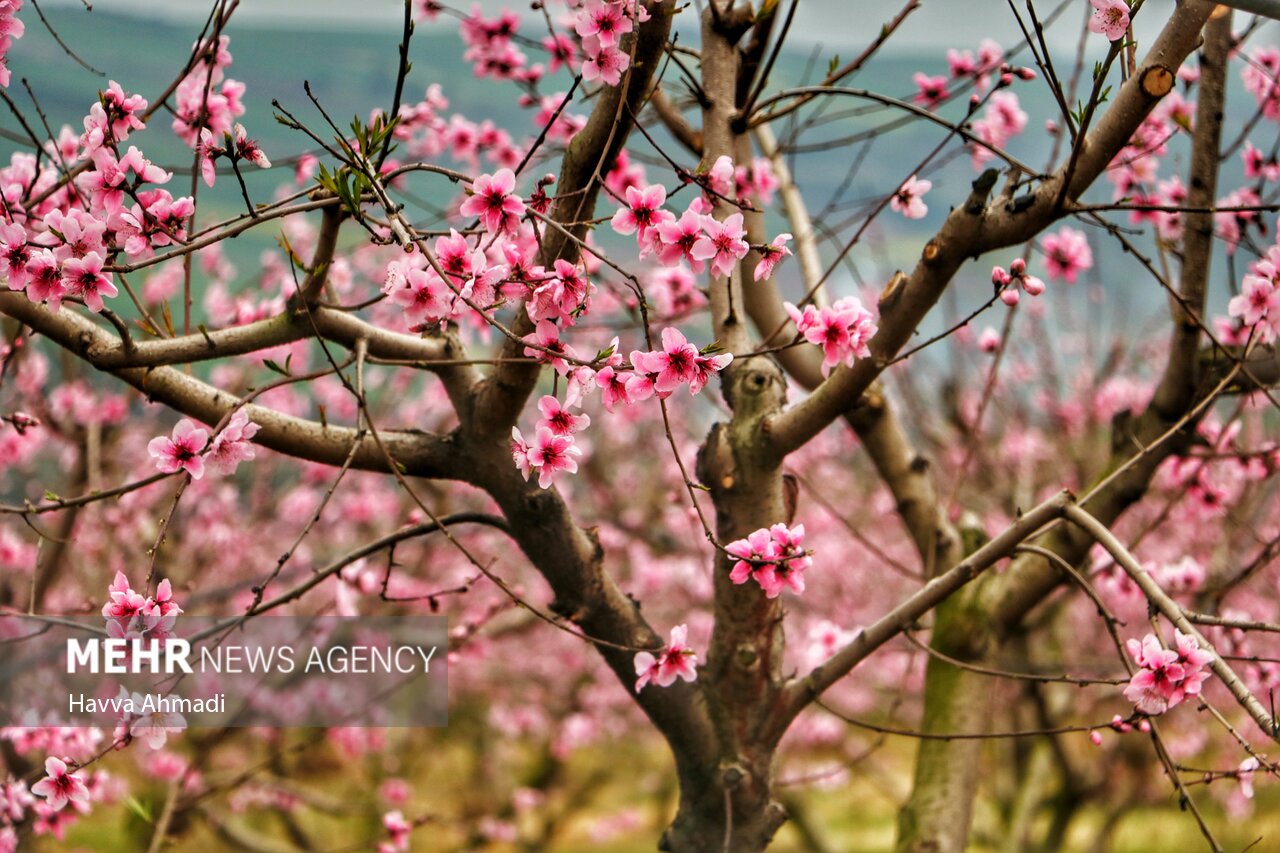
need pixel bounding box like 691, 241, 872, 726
0, 0, 23, 89
1238, 758, 1260, 801
511, 427, 534, 480
23, 249, 65, 311
537, 394, 590, 436
1242, 141, 1280, 183
232, 123, 270, 169
890, 174, 931, 219
610, 183, 671, 241
205, 409, 260, 475
543, 33, 577, 74
0, 222, 31, 292
59, 252, 117, 313
527, 258, 591, 324
582, 41, 630, 87
1242, 46, 1280, 121
1039, 226, 1093, 283
970, 92, 1027, 168
81, 81, 147, 150
726, 527, 779, 587
383, 809, 412, 852
912, 73, 949, 109
575, 0, 631, 48
726, 524, 811, 598
785, 296, 878, 374
1228, 264, 1279, 344
690, 212, 749, 278
457, 249, 508, 308
172, 57, 244, 146
634, 624, 698, 691
102, 572, 182, 641
1088, 0, 1130, 42
119, 688, 186, 749
595, 365, 642, 411
148, 418, 209, 479
706, 155, 736, 199
460, 168, 525, 234
29, 758, 89, 812
523, 319, 579, 375
753, 233, 792, 281
631, 327, 700, 395
757, 523, 811, 598
654, 207, 708, 273
44, 209, 107, 262
524, 426, 582, 489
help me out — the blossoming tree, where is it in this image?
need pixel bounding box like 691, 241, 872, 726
0, 0, 1279, 849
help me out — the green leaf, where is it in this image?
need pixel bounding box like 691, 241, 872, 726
43, 489, 60, 502
264, 359, 291, 377
123, 795, 154, 825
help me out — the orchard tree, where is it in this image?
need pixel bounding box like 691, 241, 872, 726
0, 0, 1279, 850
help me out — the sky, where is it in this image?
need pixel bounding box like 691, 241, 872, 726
39, 0, 1138, 52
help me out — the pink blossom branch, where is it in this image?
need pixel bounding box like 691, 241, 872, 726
775, 490, 1073, 730
0, 293, 463, 478
1063, 503, 1279, 741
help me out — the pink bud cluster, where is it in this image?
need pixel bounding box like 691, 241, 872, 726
992, 258, 1045, 306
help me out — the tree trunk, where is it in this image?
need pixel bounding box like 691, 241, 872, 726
896, 596, 994, 853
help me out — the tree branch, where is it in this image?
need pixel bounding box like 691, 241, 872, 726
765, 0, 1216, 458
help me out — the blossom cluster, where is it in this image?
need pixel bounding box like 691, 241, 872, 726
785, 297, 878, 375
0, 0, 23, 88
511, 393, 589, 490
576, 0, 642, 87
379, 809, 413, 853
1227, 248, 1280, 345
196, 122, 271, 189
511, 326, 733, 489
726, 523, 812, 598
147, 410, 259, 480
172, 35, 245, 146
102, 571, 183, 642
1123, 630, 1214, 716
634, 624, 698, 691
0, 72, 218, 315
